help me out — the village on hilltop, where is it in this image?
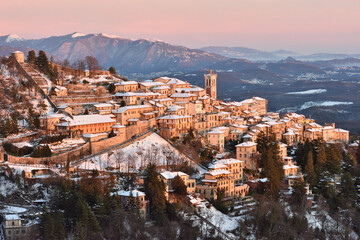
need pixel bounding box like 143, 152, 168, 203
0, 51, 357, 239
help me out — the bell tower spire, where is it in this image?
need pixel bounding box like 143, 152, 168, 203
204, 69, 217, 99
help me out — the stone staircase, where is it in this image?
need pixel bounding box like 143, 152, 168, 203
230, 196, 257, 216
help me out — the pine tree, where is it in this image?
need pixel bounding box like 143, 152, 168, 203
108, 83, 116, 93
172, 175, 187, 197
304, 151, 316, 186
35, 50, 49, 72
120, 100, 126, 107
27, 50, 36, 64
356, 144, 360, 165
315, 144, 327, 175
290, 179, 306, 210
108, 129, 116, 138
261, 142, 284, 199
325, 145, 341, 174
212, 187, 228, 213
144, 163, 167, 224
340, 172, 356, 206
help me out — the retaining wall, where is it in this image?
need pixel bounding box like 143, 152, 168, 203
6, 142, 91, 165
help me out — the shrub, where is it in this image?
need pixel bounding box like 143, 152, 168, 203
3, 142, 33, 156
31, 145, 52, 158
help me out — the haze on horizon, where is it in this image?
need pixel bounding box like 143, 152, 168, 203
1, 0, 359, 54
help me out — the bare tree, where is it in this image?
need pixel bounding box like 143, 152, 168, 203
114, 149, 124, 171
85, 56, 100, 71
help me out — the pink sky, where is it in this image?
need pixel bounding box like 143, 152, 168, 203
1, 0, 359, 53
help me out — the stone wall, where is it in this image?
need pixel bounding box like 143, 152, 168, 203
6, 142, 91, 165
51, 95, 113, 104
90, 132, 126, 154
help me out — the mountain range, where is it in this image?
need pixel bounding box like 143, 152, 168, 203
1, 33, 360, 77
200, 46, 360, 62
0, 33, 227, 75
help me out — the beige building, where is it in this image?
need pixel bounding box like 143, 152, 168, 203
206, 130, 225, 152
196, 160, 248, 200
160, 171, 196, 200
3, 214, 32, 240
112, 105, 153, 125
56, 114, 116, 136
157, 115, 193, 138
114, 81, 139, 92
236, 142, 258, 170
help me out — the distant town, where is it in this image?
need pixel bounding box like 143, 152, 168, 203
0, 50, 359, 239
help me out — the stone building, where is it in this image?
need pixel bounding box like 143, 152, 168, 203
204, 70, 217, 99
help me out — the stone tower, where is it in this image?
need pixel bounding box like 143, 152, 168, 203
11, 51, 24, 63
204, 69, 217, 99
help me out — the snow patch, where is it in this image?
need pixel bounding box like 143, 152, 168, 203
278, 101, 353, 112
72, 32, 86, 38
286, 89, 327, 95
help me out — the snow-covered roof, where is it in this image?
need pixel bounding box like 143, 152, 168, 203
208, 130, 224, 134
112, 104, 152, 113
252, 96, 266, 101
216, 158, 243, 165
115, 80, 138, 85
208, 163, 227, 169
112, 189, 145, 197
57, 114, 115, 127
236, 141, 257, 147
334, 128, 349, 133
170, 92, 196, 98
94, 103, 113, 108
283, 164, 299, 170
175, 86, 204, 92
208, 169, 231, 176
166, 105, 184, 112
160, 171, 188, 179
139, 81, 164, 87
158, 115, 192, 120
5, 214, 20, 221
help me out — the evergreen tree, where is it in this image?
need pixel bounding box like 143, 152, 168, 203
261, 141, 284, 199
213, 187, 227, 213
343, 152, 356, 176
108, 66, 116, 75
315, 144, 327, 175
144, 163, 167, 224
27, 50, 36, 64
35, 50, 49, 72
340, 172, 357, 206
290, 179, 306, 211
120, 100, 126, 107
108, 83, 116, 93
72, 193, 102, 240
108, 129, 116, 138
356, 144, 360, 165
172, 175, 187, 197
304, 151, 316, 186
325, 145, 341, 174
41, 209, 66, 240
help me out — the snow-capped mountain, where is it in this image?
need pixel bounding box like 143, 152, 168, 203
0, 32, 228, 75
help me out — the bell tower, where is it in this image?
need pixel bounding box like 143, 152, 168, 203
204, 69, 217, 99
